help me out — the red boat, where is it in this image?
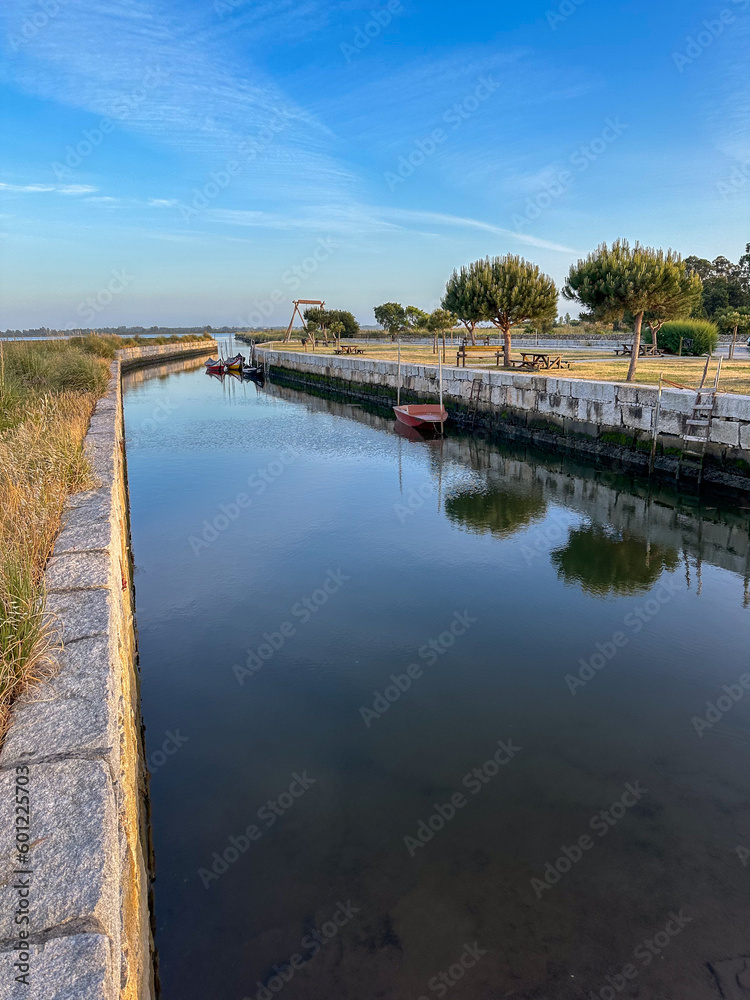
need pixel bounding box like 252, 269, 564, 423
393, 404, 448, 428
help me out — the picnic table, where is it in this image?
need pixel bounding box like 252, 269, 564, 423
613, 343, 664, 357
333, 345, 366, 355
510, 352, 571, 371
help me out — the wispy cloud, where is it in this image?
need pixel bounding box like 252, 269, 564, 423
0, 182, 97, 195
147, 198, 178, 207
374, 208, 580, 254
210, 203, 578, 253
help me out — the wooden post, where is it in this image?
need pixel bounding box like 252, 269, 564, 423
397, 337, 401, 407
649, 374, 663, 476
438, 342, 444, 436
730, 324, 738, 361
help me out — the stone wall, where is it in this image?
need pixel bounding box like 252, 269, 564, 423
259, 349, 750, 491
0, 339, 214, 1000
118, 339, 216, 370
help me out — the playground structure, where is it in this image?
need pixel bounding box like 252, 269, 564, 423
285, 299, 326, 344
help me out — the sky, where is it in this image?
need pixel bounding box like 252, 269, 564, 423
0, 0, 748, 329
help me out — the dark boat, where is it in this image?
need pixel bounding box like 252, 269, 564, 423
242, 364, 265, 381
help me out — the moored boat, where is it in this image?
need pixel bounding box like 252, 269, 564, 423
393, 404, 448, 428
223, 353, 245, 371
204, 357, 224, 371
242, 364, 264, 381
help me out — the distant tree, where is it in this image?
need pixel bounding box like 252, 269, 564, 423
716, 306, 750, 360
685, 245, 750, 318
303, 307, 360, 342
475, 255, 557, 367
427, 308, 455, 359
328, 319, 345, 347
642, 265, 703, 351
405, 306, 430, 332
302, 307, 328, 344
374, 302, 407, 340
442, 263, 487, 345
564, 240, 692, 381
328, 309, 359, 338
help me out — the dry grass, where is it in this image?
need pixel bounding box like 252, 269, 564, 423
0, 339, 110, 737
266, 341, 750, 395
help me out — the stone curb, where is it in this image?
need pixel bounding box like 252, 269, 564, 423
0, 340, 215, 1000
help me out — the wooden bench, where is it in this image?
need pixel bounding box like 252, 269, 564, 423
613, 343, 664, 357
456, 344, 503, 367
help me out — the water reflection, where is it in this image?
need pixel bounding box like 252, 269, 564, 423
550, 525, 680, 597
124, 363, 750, 1000
445, 485, 547, 538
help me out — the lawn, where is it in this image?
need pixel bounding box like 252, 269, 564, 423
263, 340, 750, 396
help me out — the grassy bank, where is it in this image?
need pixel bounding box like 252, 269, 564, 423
0, 333, 209, 738
264, 342, 750, 395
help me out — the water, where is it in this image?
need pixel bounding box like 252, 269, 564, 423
123, 358, 750, 1000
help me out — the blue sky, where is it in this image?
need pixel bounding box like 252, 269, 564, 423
0, 0, 748, 329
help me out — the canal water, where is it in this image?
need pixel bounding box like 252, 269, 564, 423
123, 358, 750, 1000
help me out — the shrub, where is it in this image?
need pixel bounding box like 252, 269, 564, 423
656, 319, 719, 356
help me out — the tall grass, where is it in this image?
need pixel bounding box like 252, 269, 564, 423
0, 339, 109, 737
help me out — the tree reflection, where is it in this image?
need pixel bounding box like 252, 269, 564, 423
445, 485, 547, 538
551, 524, 679, 597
